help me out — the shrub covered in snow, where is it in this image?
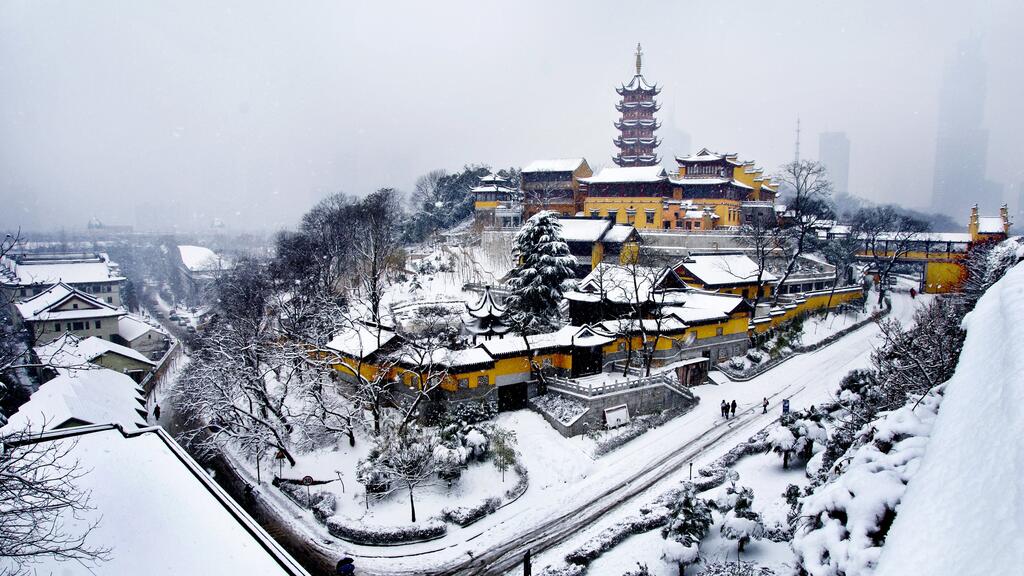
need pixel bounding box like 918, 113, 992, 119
276, 483, 337, 522
325, 516, 447, 545
697, 561, 775, 576
715, 482, 764, 552
791, 388, 943, 576
440, 496, 501, 527
661, 484, 713, 574
563, 504, 671, 566
531, 393, 589, 425
439, 396, 498, 427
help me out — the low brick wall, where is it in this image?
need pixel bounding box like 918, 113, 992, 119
537, 381, 696, 437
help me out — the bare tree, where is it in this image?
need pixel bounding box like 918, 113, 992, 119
0, 427, 110, 576
351, 189, 404, 325
820, 227, 864, 314
771, 160, 835, 305
853, 206, 930, 305
737, 213, 784, 309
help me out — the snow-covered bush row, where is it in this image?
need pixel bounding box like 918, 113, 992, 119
531, 393, 589, 425
438, 397, 498, 427
791, 387, 943, 576
276, 482, 337, 522
697, 561, 775, 576
592, 408, 686, 457
325, 516, 447, 545
439, 460, 528, 528
694, 431, 770, 489
440, 497, 501, 527
503, 461, 529, 501
562, 502, 673, 567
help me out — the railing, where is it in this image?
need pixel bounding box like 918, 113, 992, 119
142, 339, 184, 397
548, 370, 691, 399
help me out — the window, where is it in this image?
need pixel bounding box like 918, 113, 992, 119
72, 303, 79, 309
590, 210, 599, 218
53, 322, 61, 332
106, 297, 112, 303
715, 327, 724, 336
72, 322, 84, 331
95, 320, 102, 329
607, 210, 618, 222
458, 378, 469, 389
693, 222, 701, 229
19, 288, 26, 297
645, 210, 655, 224
476, 375, 489, 387
105, 285, 112, 292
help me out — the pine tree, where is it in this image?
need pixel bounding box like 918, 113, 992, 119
662, 484, 713, 575
718, 483, 763, 553
504, 211, 576, 335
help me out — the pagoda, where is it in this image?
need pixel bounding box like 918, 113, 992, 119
613, 44, 661, 167
463, 286, 510, 343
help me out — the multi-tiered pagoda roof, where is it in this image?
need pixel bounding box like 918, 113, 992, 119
613, 44, 661, 167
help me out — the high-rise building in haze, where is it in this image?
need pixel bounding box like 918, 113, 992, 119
932, 38, 992, 219
819, 132, 850, 196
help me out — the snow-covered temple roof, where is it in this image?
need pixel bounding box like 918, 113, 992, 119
579, 166, 668, 184
522, 158, 587, 173
676, 253, 778, 286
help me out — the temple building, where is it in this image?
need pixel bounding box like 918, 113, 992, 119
463, 286, 511, 343
472, 172, 521, 228
521, 158, 593, 218
613, 44, 661, 167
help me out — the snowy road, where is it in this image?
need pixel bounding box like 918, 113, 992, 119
337, 292, 928, 576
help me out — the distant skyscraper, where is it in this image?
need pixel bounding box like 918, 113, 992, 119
819, 132, 851, 196
932, 38, 989, 219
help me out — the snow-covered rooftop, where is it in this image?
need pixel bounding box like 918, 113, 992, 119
14, 282, 123, 322
618, 73, 658, 93
325, 323, 399, 359
2, 368, 147, 432
663, 290, 747, 324
557, 218, 613, 243
522, 158, 587, 173
118, 314, 167, 342
178, 245, 229, 272
579, 166, 667, 184
35, 333, 155, 371
677, 253, 777, 286
977, 216, 1005, 234
0, 426, 311, 576
573, 263, 684, 304
477, 325, 614, 357
0, 254, 124, 286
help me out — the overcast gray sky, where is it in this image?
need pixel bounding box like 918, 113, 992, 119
2, 0, 1022, 232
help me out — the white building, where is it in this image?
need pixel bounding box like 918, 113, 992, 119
15, 282, 126, 345
1, 252, 125, 307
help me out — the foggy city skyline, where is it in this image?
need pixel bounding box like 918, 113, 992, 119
2, 0, 1022, 233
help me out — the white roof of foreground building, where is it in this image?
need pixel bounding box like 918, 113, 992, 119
118, 314, 168, 342
0, 425, 311, 576
2, 368, 148, 432
325, 322, 399, 359
677, 253, 778, 287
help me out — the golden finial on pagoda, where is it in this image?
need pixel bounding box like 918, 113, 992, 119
635, 43, 643, 75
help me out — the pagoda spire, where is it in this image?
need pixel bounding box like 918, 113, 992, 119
613, 45, 661, 167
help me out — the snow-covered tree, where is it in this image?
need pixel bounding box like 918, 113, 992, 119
661, 484, 714, 575
771, 160, 834, 306
356, 421, 441, 522
767, 425, 797, 469
716, 483, 763, 553
489, 426, 518, 482
852, 206, 929, 305
504, 211, 576, 336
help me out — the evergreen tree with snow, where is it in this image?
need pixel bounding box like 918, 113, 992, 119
662, 484, 713, 575
504, 211, 576, 335
718, 483, 763, 553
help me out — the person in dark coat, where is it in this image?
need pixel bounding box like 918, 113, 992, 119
730, 400, 737, 418
336, 557, 355, 575
721, 400, 729, 418
153, 404, 161, 421
762, 397, 769, 414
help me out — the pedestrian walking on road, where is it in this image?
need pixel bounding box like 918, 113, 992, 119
721, 400, 728, 419
153, 404, 161, 421
730, 400, 737, 418
762, 397, 769, 414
